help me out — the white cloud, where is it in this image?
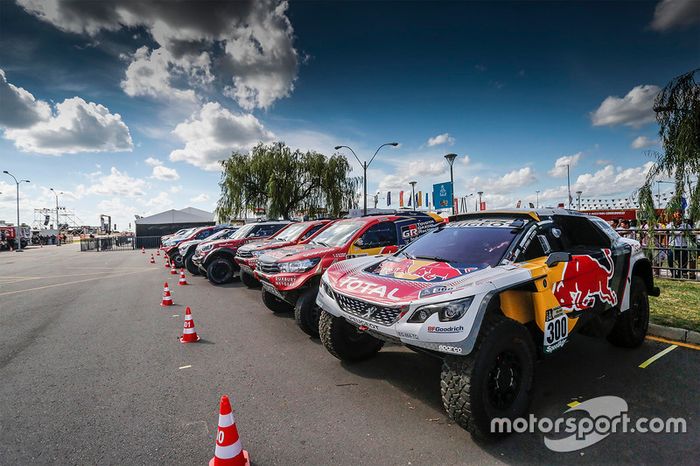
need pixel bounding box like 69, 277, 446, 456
548, 152, 582, 177
0, 69, 51, 128
145, 157, 162, 167
19, 0, 299, 109
169, 102, 274, 171
145, 191, 172, 209
426, 133, 455, 147
651, 0, 700, 31
190, 193, 210, 203
1, 71, 132, 155
378, 159, 449, 191
490, 167, 537, 192
573, 162, 655, 197
591, 85, 660, 128
151, 165, 180, 181
88, 167, 147, 197
631, 135, 658, 149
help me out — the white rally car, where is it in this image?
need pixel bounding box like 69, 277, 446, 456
316, 209, 658, 436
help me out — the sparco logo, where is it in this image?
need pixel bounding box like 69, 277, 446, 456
427, 325, 464, 333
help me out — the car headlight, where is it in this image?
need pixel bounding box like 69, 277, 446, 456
279, 258, 320, 273
322, 280, 334, 299
200, 244, 214, 252
251, 250, 264, 257
408, 297, 474, 323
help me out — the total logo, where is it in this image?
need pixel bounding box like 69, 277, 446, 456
337, 276, 402, 301
427, 325, 464, 334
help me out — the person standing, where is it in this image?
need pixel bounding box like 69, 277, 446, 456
667, 212, 690, 279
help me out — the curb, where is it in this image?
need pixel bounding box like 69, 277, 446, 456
649, 323, 700, 345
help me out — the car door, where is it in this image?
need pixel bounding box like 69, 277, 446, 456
347, 221, 398, 257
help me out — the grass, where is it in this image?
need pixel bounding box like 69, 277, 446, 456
649, 278, 700, 333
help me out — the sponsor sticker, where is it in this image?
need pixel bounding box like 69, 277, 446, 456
262, 282, 283, 299
345, 314, 380, 331
397, 331, 418, 339
438, 344, 463, 354
427, 325, 464, 334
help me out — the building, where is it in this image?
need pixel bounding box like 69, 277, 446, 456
134, 207, 215, 238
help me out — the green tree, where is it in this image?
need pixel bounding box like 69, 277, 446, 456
639, 68, 700, 222
216, 142, 358, 220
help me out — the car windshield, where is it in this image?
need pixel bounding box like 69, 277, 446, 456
228, 223, 257, 239
309, 221, 365, 247
206, 229, 233, 241
273, 223, 308, 242
175, 228, 196, 238
398, 224, 519, 269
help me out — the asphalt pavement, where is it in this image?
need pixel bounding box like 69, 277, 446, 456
0, 245, 698, 465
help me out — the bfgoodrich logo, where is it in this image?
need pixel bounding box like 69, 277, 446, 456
427, 325, 464, 333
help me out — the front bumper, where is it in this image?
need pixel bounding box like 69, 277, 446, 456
316, 279, 492, 356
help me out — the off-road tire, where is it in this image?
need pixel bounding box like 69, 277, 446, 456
184, 252, 199, 275
319, 311, 384, 362
206, 257, 235, 285
607, 276, 649, 348
294, 286, 321, 337
440, 315, 536, 438
262, 289, 293, 313
170, 252, 184, 268
241, 270, 260, 288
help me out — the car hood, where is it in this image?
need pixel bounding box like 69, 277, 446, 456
238, 239, 293, 253
325, 256, 512, 305
258, 243, 339, 263
203, 237, 247, 249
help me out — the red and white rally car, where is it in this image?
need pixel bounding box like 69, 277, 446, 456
255, 212, 443, 336
234, 219, 334, 288
316, 209, 659, 436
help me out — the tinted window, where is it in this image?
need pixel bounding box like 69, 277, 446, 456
301, 223, 325, 240
399, 225, 518, 269
273, 223, 308, 242
249, 224, 287, 237
358, 222, 397, 248
196, 229, 213, 239
555, 216, 611, 249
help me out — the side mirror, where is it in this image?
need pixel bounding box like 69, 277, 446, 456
355, 237, 366, 248
546, 251, 571, 267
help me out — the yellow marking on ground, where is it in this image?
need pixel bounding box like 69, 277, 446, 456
639, 345, 678, 369
0, 270, 152, 297
179, 365, 192, 370
646, 335, 700, 351
567, 401, 581, 408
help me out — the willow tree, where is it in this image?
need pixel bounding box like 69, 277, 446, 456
639, 68, 700, 222
216, 142, 357, 220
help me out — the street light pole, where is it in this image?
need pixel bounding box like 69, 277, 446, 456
477, 191, 483, 211
409, 181, 417, 210
3, 171, 30, 251
536, 190, 540, 209
50, 188, 63, 246
444, 153, 458, 215
335, 142, 399, 216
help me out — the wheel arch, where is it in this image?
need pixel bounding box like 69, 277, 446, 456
632, 257, 660, 297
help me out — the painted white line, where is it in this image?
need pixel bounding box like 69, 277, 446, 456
179, 365, 192, 370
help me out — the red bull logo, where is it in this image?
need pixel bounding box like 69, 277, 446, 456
377, 259, 464, 282
553, 249, 617, 312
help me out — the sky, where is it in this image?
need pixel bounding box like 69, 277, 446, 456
0, 0, 699, 230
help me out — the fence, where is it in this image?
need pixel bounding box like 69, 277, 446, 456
80, 236, 162, 251
619, 227, 700, 281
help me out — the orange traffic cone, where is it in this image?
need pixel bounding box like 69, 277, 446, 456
179, 306, 200, 343
142, 246, 145, 254
150, 254, 155, 264
178, 269, 188, 286
210, 395, 250, 466
164, 256, 170, 268
161, 282, 173, 306
170, 263, 178, 275
156, 249, 160, 256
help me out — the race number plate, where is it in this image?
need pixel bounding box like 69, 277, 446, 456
544, 306, 569, 354
262, 282, 283, 299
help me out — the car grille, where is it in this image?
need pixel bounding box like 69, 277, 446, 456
333, 292, 402, 327
257, 260, 279, 274
237, 250, 253, 258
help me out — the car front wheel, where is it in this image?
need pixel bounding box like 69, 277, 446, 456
261, 288, 293, 313
294, 286, 322, 337
440, 315, 535, 438
184, 252, 199, 275
206, 258, 236, 285
241, 270, 260, 288
319, 311, 384, 362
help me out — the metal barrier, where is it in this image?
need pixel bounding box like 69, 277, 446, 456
80, 235, 163, 251
618, 227, 700, 281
